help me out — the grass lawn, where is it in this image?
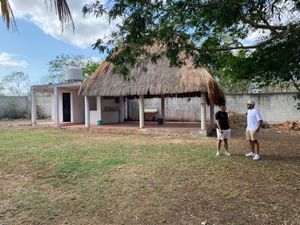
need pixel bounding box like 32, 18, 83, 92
0, 126, 299, 225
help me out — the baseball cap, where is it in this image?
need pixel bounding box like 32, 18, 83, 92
247, 100, 255, 105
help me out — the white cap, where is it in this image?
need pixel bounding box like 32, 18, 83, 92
247, 100, 255, 105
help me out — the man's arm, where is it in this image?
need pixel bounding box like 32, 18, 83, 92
255, 109, 263, 132
216, 120, 223, 132
256, 120, 263, 132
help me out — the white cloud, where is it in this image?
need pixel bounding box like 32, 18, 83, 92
10, 0, 115, 49
90, 56, 103, 62
0, 52, 29, 69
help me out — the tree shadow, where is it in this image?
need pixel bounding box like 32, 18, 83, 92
230, 152, 300, 163
261, 154, 300, 162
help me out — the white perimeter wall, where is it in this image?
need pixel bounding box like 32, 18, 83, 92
128, 93, 300, 123
2, 92, 299, 123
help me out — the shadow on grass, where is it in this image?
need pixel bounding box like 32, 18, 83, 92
261, 154, 300, 162
229, 152, 300, 163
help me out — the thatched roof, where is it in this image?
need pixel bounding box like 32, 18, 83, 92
79, 55, 225, 105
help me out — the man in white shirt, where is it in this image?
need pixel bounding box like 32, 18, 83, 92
245, 100, 263, 160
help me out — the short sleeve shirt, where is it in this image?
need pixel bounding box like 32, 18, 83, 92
215, 111, 229, 130
247, 108, 262, 131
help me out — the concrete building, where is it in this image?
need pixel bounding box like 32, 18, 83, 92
31, 66, 85, 127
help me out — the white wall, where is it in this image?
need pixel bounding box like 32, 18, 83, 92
128, 93, 300, 123
0, 96, 28, 117
58, 88, 84, 123
72, 90, 84, 123
128, 97, 204, 122
90, 110, 99, 125
89, 97, 122, 125
226, 93, 300, 123
2, 92, 299, 124
35, 95, 52, 117
101, 97, 121, 124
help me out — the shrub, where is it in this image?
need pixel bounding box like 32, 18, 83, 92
1, 101, 27, 119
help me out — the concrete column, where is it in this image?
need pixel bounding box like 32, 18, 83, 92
124, 97, 128, 121
54, 87, 59, 127
97, 96, 102, 122
210, 104, 215, 127
31, 89, 37, 126
119, 96, 125, 122
51, 92, 55, 121
138, 95, 144, 128
160, 95, 165, 120
200, 93, 207, 130
84, 96, 90, 127
70, 92, 74, 123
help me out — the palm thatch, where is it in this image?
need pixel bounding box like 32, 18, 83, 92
79, 52, 225, 105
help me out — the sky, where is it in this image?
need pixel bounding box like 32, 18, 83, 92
0, 0, 113, 85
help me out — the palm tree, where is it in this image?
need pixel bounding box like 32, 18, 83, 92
0, 0, 74, 31
0, 0, 14, 29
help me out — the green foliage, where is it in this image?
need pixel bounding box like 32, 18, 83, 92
0, 83, 4, 95
0, 71, 30, 96
1, 100, 27, 119
82, 61, 100, 79
83, 0, 300, 96
36, 105, 48, 119
45, 54, 101, 83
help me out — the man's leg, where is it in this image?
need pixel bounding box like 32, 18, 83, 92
246, 131, 255, 156
252, 131, 261, 160
245, 140, 255, 157
216, 140, 222, 156
249, 140, 254, 152
224, 139, 231, 156
224, 139, 228, 151
253, 140, 260, 154
252, 140, 261, 160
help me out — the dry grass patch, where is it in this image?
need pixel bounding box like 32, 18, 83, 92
0, 126, 299, 225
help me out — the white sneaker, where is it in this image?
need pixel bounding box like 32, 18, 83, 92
245, 152, 255, 157
225, 151, 231, 156
253, 154, 261, 160
216, 151, 221, 156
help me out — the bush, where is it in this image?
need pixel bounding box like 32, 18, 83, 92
1, 101, 27, 119
36, 105, 48, 119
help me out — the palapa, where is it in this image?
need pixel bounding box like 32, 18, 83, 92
79, 50, 225, 106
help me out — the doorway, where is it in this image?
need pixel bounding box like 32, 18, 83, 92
63, 93, 71, 122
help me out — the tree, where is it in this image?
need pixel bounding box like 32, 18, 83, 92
83, 0, 300, 89
1, 71, 30, 96
0, 0, 74, 31
0, 83, 4, 95
44, 54, 100, 83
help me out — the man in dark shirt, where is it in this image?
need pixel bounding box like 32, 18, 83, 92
215, 103, 231, 156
